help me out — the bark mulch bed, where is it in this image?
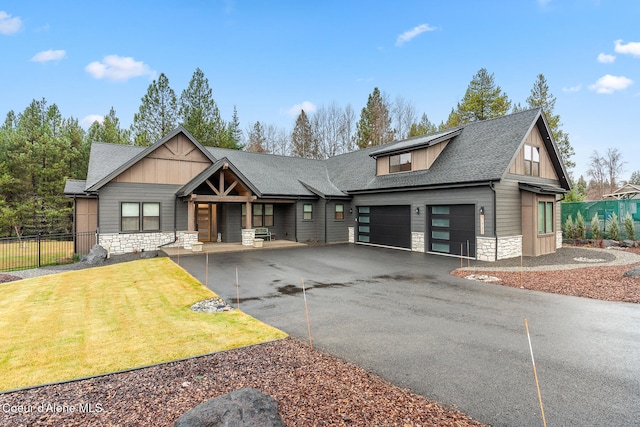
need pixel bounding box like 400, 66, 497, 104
452, 247, 640, 304
0, 338, 485, 427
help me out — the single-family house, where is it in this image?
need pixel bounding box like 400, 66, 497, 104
64, 108, 570, 261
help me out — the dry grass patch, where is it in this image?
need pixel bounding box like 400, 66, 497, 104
0, 258, 286, 391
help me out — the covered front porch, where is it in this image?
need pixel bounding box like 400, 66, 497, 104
177, 157, 299, 245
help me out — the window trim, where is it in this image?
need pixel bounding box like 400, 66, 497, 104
241, 203, 274, 229
120, 202, 160, 232
303, 203, 313, 221
524, 144, 540, 177
537, 201, 554, 235
389, 152, 412, 173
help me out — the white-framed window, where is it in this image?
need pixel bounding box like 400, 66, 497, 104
121, 202, 160, 232
303, 204, 313, 220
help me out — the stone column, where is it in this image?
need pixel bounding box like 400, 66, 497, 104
242, 229, 256, 246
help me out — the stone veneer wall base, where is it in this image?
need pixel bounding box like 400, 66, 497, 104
475, 235, 522, 262
98, 231, 198, 255
411, 232, 425, 253
348, 227, 354, 244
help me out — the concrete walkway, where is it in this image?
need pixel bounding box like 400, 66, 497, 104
159, 240, 307, 257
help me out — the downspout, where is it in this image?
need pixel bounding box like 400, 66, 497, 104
324, 197, 329, 243
158, 196, 179, 248
490, 181, 497, 260
294, 198, 299, 242
173, 196, 178, 242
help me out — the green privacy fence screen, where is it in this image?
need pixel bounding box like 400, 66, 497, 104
561, 200, 640, 240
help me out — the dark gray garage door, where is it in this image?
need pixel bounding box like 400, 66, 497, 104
428, 205, 475, 257
357, 205, 411, 249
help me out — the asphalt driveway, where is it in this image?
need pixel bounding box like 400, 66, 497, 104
174, 244, 640, 427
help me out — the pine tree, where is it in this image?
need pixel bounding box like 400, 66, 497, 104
246, 121, 268, 153
629, 170, 640, 185
223, 105, 244, 149
179, 68, 227, 146
131, 73, 178, 146
355, 87, 395, 148
456, 68, 511, 123
87, 107, 130, 144
408, 113, 437, 137
525, 73, 575, 170
291, 110, 317, 158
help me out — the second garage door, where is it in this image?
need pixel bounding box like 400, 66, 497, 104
357, 205, 411, 249
428, 205, 476, 257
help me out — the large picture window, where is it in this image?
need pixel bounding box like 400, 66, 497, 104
121, 202, 160, 232
538, 201, 554, 234
524, 144, 540, 176
389, 152, 412, 173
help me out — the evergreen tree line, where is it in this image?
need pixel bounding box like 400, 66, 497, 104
0, 67, 575, 236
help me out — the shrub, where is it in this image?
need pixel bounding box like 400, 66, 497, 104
575, 211, 586, 240
563, 215, 575, 239
606, 213, 620, 241
590, 213, 600, 240
623, 213, 636, 240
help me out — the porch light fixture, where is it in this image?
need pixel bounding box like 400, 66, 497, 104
415, 207, 420, 214
349, 208, 353, 214
479, 206, 485, 215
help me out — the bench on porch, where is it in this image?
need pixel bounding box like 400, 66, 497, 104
254, 227, 273, 241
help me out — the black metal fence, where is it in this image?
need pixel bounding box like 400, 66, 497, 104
0, 231, 96, 272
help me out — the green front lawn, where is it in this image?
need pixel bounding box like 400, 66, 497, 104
0, 257, 286, 391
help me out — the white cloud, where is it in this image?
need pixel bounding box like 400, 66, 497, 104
286, 101, 317, 116
589, 74, 633, 94
614, 39, 640, 57
85, 55, 155, 81
597, 53, 615, 63
0, 11, 22, 35
31, 49, 66, 63
81, 114, 104, 128
395, 23, 436, 47
562, 84, 582, 93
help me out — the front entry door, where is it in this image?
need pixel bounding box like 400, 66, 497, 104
197, 205, 210, 242
197, 204, 218, 242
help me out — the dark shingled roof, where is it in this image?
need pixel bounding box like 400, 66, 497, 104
205, 147, 346, 197
327, 108, 558, 192
369, 128, 461, 158
66, 108, 569, 198
85, 143, 145, 191
63, 179, 89, 196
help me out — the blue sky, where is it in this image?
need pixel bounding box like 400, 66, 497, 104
1, 0, 638, 181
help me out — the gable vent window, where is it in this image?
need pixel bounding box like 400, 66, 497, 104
524, 144, 540, 176
389, 152, 412, 173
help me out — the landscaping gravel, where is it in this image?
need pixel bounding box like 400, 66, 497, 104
0, 338, 485, 427
454, 247, 640, 303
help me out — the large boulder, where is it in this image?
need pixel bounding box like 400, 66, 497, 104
623, 265, 640, 278
81, 244, 108, 265
173, 388, 285, 427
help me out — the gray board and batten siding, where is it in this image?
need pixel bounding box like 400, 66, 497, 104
351, 185, 495, 239
98, 182, 188, 233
